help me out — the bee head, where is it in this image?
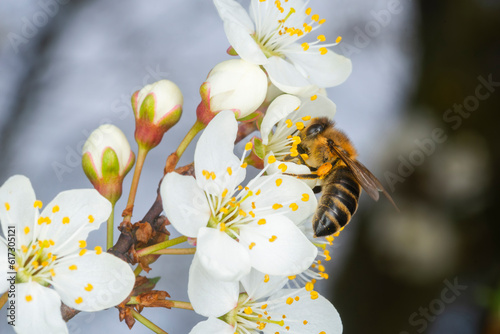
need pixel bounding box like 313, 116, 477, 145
302, 117, 332, 139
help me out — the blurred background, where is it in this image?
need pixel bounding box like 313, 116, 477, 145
0, 0, 498, 333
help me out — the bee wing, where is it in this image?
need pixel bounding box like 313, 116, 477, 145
329, 144, 400, 211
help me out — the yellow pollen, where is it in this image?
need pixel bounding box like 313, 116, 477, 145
62, 217, 70, 224
88, 215, 94, 223
272, 204, 283, 210
34, 200, 43, 209
295, 296, 300, 301
311, 14, 319, 21
52, 205, 60, 213
241, 162, 248, 168
318, 264, 325, 272
41, 261, 49, 267
244, 307, 253, 315
220, 207, 229, 214
252, 202, 256, 209
317, 34, 326, 42
276, 179, 283, 187
289, 203, 299, 211
286, 326, 290, 330
285, 119, 293, 128
4, 202, 10, 211
301, 153, 309, 160
261, 304, 268, 309
296, 122, 305, 130
25, 295, 33, 302
302, 193, 310, 202
256, 189, 261, 195
267, 155, 277, 164
302, 115, 312, 121
32, 261, 39, 269
286, 297, 294, 305
21, 245, 28, 253
249, 242, 256, 250
50, 269, 56, 277
258, 219, 266, 225
305, 282, 314, 291
227, 167, 233, 176
304, 24, 312, 33
79, 249, 87, 256
79, 240, 86, 248
336, 36, 342, 43
69, 265, 77, 270
320, 332, 326, 334
269, 235, 277, 242
222, 189, 228, 197
210, 172, 216, 180
49, 239, 55, 246
319, 47, 328, 55
292, 136, 301, 145
305, 7, 312, 15
238, 185, 243, 191
319, 18, 326, 24
84, 284, 93, 292
24, 226, 30, 235
283, 315, 287, 319
310, 95, 318, 101
239, 209, 247, 217
303, 320, 308, 325
278, 163, 287, 172
37, 217, 44, 225
301, 42, 309, 51
95, 246, 103, 255
75, 297, 83, 304
290, 148, 299, 157
288, 275, 296, 280
310, 291, 319, 300
220, 223, 226, 232
245, 142, 253, 151
249, 211, 255, 218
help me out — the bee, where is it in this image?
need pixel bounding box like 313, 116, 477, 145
285, 117, 398, 237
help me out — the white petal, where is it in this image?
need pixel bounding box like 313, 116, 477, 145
264, 56, 312, 94
265, 160, 317, 188
189, 317, 235, 334
265, 289, 342, 334
240, 269, 287, 301
194, 110, 245, 196
223, 21, 268, 65
15, 282, 68, 334
295, 94, 337, 120
188, 255, 239, 317
52, 251, 135, 312
239, 216, 317, 276
287, 47, 353, 87
0, 242, 9, 293
260, 94, 301, 145
161, 173, 211, 238
37, 189, 111, 257
214, 0, 255, 32
0, 175, 36, 247
243, 174, 317, 225
197, 227, 251, 281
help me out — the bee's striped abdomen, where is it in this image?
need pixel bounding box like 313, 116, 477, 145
313, 166, 361, 237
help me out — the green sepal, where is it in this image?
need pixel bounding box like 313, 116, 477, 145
253, 137, 265, 160
101, 148, 121, 179
138, 94, 156, 122
82, 152, 99, 182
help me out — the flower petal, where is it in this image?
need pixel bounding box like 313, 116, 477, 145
239, 215, 317, 276
52, 251, 135, 312
37, 189, 111, 257
16, 282, 68, 334
266, 288, 342, 334
194, 110, 245, 196
214, 0, 255, 32
161, 173, 211, 238
287, 46, 353, 88
223, 21, 268, 65
243, 174, 317, 225
264, 56, 313, 95
0, 242, 9, 294
295, 94, 337, 120
0, 175, 37, 247
197, 227, 251, 281
240, 269, 288, 301
189, 317, 235, 334
188, 255, 239, 317
260, 94, 301, 145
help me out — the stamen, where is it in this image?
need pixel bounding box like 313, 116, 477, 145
52, 205, 60, 213
34, 200, 43, 209
95, 246, 103, 255
4, 202, 10, 211
336, 36, 342, 43
319, 47, 328, 55
245, 142, 253, 151
62, 217, 70, 224
88, 215, 94, 223
317, 34, 326, 42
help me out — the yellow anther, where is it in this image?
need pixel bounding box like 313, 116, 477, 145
41, 261, 49, 267
305, 282, 314, 291
286, 297, 294, 305
302, 193, 310, 202
267, 155, 277, 164
310, 291, 319, 300
319, 47, 328, 55
25, 295, 33, 302
278, 163, 287, 172
288, 275, 296, 280
4, 202, 10, 211
311, 14, 319, 21
79, 249, 87, 256
269, 235, 277, 242
304, 24, 312, 33
249, 242, 256, 250
264, 274, 270, 282
227, 167, 233, 176
62, 217, 70, 224
75, 297, 83, 304
258, 218, 266, 225
310, 95, 318, 101
49, 239, 55, 246
289, 203, 298, 211
302, 116, 312, 122
34, 200, 43, 209
88, 215, 94, 223
84, 284, 93, 292
220, 223, 226, 232
296, 122, 305, 130
317, 34, 326, 42
21, 245, 28, 253
78, 240, 86, 248
50, 269, 56, 277
276, 179, 283, 187
32, 261, 39, 269
336, 36, 342, 43
290, 149, 299, 157
301, 42, 309, 51
37, 217, 44, 225
285, 119, 293, 128
303, 320, 308, 325
245, 142, 253, 151
95, 246, 103, 255
244, 307, 253, 315
222, 189, 228, 198
301, 153, 309, 160
210, 172, 216, 180
318, 264, 325, 272
272, 204, 283, 210
69, 265, 77, 270
52, 205, 60, 213
305, 7, 312, 15
319, 18, 326, 24
239, 209, 247, 217
220, 207, 229, 214
256, 189, 261, 195
23, 226, 30, 235
249, 211, 255, 218
295, 296, 300, 301
241, 162, 248, 168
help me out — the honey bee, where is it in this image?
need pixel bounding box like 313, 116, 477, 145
285, 117, 398, 237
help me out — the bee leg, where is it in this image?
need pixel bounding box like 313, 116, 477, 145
312, 186, 322, 194
283, 173, 319, 180
316, 162, 333, 178
283, 153, 309, 166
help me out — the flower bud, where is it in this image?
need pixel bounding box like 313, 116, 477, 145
132, 80, 183, 150
196, 59, 267, 125
82, 124, 135, 204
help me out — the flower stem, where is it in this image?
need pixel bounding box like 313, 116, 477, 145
152, 248, 196, 255
170, 300, 194, 311
0, 292, 7, 310
107, 204, 115, 250
165, 120, 205, 172
123, 146, 149, 223
134, 265, 143, 277
136, 236, 188, 257
131, 309, 168, 334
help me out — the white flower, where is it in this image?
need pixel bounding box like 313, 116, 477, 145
188, 268, 343, 334
0, 175, 135, 334
258, 93, 337, 187
197, 59, 268, 124
214, 0, 352, 95
161, 110, 318, 281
